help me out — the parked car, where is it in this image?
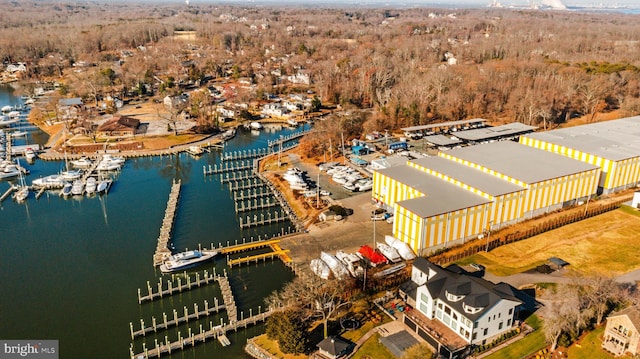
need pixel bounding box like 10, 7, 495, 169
470, 263, 485, 272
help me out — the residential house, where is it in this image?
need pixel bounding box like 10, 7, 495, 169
262, 103, 289, 118
58, 98, 85, 121
286, 71, 311, 85
216, 107, 236, 119
97, 115, 140, 137
163, 94, 189, 111
399, 258, 522, 358
603, 306, 640, 356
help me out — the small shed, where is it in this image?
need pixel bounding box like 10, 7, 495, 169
351, 145, 370, 156
316, 336, 352, 359
319, 210, 336, 222
548, 257, 569, 271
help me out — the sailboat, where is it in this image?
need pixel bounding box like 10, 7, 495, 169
13, 159, 29, 202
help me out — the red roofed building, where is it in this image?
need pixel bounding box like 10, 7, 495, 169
97, 115, 140, 137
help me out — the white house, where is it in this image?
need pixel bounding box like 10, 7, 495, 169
286, 72, 311, 85
216, 107, 236, 118
262, 103, 289, 118
400, 258, 522, 357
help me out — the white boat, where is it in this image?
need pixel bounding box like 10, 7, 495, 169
85, 177, 97, 195
60, 169, 83, 181
376, 243, 402, 263
320, 251, 350, 279
71, 180, 84, 196
7, 111, 20, 118
96, 179, 111, 194
373, 263, 407, 278
0, 161, 20, 179
310, 258, 331, 280
24, 148, 36, 162
9, 131, 27, 138
335, 250, 365, 278
186, 146, 204, 156
13, 185, 29, 202
70, 157, 93, 168
60, 182, 73, 197
356, 179, 373, 192
96, 161, 121, 171
159, 250, 217, 273
250, 121, 263, 130
221, 128, 236, 141
101, 154, 125, 165
32, 174, 65, 188
0, 116, 19, 127
385, 235, 417, 261
1, 105, 12, 112
287, 119, 298, 126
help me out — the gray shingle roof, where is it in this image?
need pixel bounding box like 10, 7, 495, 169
412, 258, 522, 321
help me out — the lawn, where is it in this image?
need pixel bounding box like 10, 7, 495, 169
484, 315, 546, 359
567, 326, 632, 359
457, 209, 640, 277
350, 332, 396, 359
251, 334, 307, 359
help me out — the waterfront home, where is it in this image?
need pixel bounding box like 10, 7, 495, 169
97, 115, 140, 137
602, 305, 640, 356
399, 258, 522, 358
58, 97, 85, 121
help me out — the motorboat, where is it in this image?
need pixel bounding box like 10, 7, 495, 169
13, 185, 29, 202
0, 161, 20, 179
159, 250, 217, 273
357, 245, 388, 267
310, 258, 331, 280
376, 242, 402, 263
373, 263, 407, 278
96, 161, 121, 171
60, 182, 73, 197
70, 157, 93, 168
356, 179, 373, 192
336, 250, 365, 278
32, 174, 65, 188
250, 121, 263, 130
60, 169, 83, 181
385, 235, 416, 261
0, 116, 19, 127
96, 179, 111, 194
287, 119, 298, 126
221, 128, 236, 141
9, 131, 27, 138
24, 148, 37, 162
101, 154, 125, 165
71, 180, 85, 196
7, 111, 20, 118
85, 177, 97, 195
1, 105, 12, 113
320, 251, 350, 280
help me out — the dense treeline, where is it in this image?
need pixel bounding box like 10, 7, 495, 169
3, 1, 640, 129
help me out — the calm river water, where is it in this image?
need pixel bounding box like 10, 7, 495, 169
0, 85, 297, 358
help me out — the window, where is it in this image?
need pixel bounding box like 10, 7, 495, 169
453, 313, 458, 321
507, 319, 511, 327
499, 322, 503, 330
498, 313, 501, 318
508, 308, 513, 315
472, 333, 477, 341
445, 307, 451, 315
483, 328, 488, 336
488, 316, 491, 322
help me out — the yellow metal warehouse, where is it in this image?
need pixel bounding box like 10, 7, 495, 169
372, 141, 600, 255
520, 116, 640, 194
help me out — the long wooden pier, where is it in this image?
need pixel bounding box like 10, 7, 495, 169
266, 128, 311, 148
152, 179, 181, 266
232, 188, 273, 201
203, 161, 254, 175
130, 309, 275, 359
215, 275, 237, 323
131, 297, 226, 339
222, 148, 270, 161
238, 210, 288, 228
137, 269, 217, 304
220, 170, 257, 183
235, 197, 278, 213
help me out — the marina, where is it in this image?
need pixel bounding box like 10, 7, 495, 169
0, 86, 303, 359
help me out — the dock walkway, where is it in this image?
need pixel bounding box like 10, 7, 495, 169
152, 179, 181, 267
137, 269, 216, 304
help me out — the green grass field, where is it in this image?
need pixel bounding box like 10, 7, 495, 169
484, 315, 546, 359
458, 209, 640, 277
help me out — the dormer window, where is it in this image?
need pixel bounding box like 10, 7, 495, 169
463, 302, 483, 314
446, 290, 464, 302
